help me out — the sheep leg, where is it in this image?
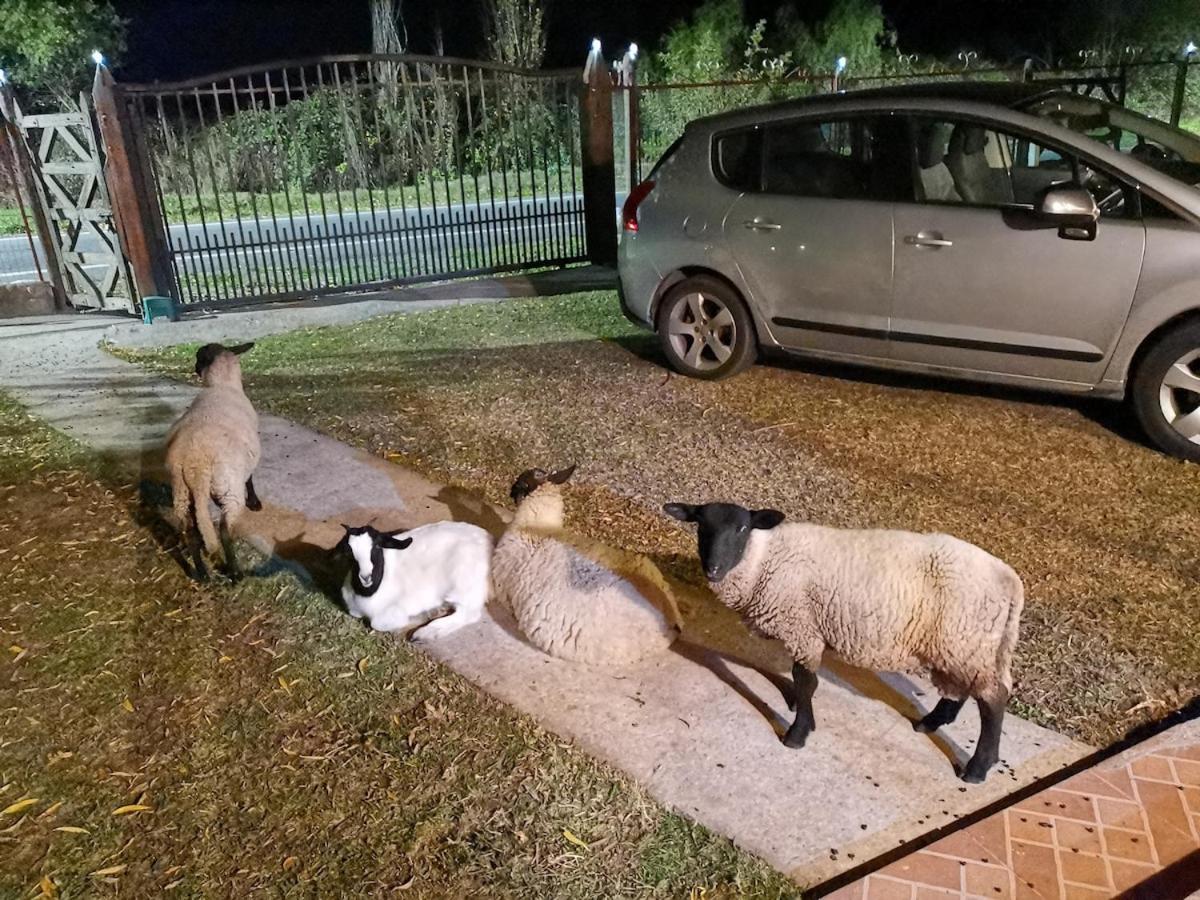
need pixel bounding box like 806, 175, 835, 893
411, 605, 482, 642
961, 687, 1008, 784
245, 477, 262, 512
914, 697, 966, 733
782, 663, 819, 749
214, 489, 246, 581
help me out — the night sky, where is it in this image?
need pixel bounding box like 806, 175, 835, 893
110, 0, 1075, 83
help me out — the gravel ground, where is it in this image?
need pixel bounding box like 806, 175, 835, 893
118, 291, 1200, 747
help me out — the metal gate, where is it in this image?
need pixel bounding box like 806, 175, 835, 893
8, 97, 134, 311
117, 55, 589, 307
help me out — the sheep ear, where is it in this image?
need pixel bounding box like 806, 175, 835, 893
548, 464, 576, 485
663, 502, 697, 523
381, 535, 412, 551
750, 509, 785, 530
228, 342, 254, 355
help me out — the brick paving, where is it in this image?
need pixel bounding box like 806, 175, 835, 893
824, 720, 1200, 899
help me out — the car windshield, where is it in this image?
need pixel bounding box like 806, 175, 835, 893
1023, 92, 1200, 188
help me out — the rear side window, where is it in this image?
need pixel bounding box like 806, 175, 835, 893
648, 135, 684, 178
761, 116, 910, 201
713, 128, 760, 191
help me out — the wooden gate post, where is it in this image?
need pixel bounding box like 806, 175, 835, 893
1170, 58, 1190, 126
579, 44, 618, 268
92, 66, 176, 302
0, 85, 69, 309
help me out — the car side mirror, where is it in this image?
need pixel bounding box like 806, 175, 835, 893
1037, 185, 1100, 241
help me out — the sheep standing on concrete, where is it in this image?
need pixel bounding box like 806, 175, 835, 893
340, 521, 492, 639
492, 465, 683, 666
165, 342, 261, 577
663, 502, 1023, 783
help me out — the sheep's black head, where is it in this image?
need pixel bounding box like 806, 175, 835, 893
194, 341, 254, 377
337, 524, 412, 596
509, 464, 576, 505
663, 502, 784, 583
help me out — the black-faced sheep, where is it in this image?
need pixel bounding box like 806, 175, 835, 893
165, 342, 261, 576
491, 465, 682, 666
663, 501, 1022, 783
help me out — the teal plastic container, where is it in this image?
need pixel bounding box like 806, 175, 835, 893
141, 295, 179, 324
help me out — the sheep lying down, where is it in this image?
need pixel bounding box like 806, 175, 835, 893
664, 502, 1023, 784
492, 466, 683, 667
340, 521, 492, 641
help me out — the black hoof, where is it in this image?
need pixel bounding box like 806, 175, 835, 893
914, 717, 937, 733
782, 729, 810, 749
247, 497, 263, 512
959, 761, 991, 784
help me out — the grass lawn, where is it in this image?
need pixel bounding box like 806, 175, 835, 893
0, 393, 793, 898
117, 291, 1200, 749
0, 207, 28, 237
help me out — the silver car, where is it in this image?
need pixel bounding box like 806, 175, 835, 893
617, 82, 1200, 461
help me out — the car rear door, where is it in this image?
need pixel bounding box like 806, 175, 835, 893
890, 114, 1145, 387
721, 113, 909, 360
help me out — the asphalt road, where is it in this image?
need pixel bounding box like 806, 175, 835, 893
0, 193, 617, 298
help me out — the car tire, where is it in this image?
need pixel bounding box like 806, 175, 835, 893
656, 276, 757, 380
1130, 319, 1200, 462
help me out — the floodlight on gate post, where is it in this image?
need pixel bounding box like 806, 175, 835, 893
583, 38, 603, 83
91, 49, 105, 67
0, 69, 7, 86
832, 55, 847, 91
1185, 41, 1198, 59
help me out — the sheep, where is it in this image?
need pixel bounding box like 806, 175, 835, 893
662, 501, 1023, 783
165, 342, 261, 577
339, 521, 493, 640
491, 465, 683, 666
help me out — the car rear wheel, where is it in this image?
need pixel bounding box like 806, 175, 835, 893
656, 276, 757, 380
1131, 320, 1200, 462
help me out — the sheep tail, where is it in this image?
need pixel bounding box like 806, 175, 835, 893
996, 572, 1024, 693
170, 466, 193, 537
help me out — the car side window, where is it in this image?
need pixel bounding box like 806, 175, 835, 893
910, 117, 1134, 219
759, 116, 909, 201
713, 128, 760, 192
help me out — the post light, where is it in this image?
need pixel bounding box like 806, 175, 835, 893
835, 55, 848, 74
629, 42, 638, 60
1185, 41, 1198, 58
91, 49, 105, 66
591, 38, 601, 54
0, 69, 7, 86
832, 55, 848, 92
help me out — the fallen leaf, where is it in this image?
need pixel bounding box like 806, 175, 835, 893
562, 829, 589, 850
37, 874, 56, 896
282, 856, 299, 871
90, 865, 126, 877
53, 826, 89, 834
111, 804, 152, 816
2, 798, 38, 815
9, 645, 24, 655
121, 699, 134, 713
357, 656, 369, 675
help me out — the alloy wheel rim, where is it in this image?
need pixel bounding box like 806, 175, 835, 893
666, 292, 736, 371
1158, 348, 1200, 444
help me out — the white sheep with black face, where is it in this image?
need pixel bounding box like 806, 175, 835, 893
165, 342, 262, 577
663, 501, 1023, 784
339, 521, 493, 640
491, 465, 683, 667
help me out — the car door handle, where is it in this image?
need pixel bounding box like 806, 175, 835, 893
743, 219, 782, 231
904, 232, 953, 248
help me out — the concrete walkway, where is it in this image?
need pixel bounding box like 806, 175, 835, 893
0, 284, 1090, 888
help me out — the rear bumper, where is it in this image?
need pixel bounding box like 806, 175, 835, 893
616, 235, 658, 329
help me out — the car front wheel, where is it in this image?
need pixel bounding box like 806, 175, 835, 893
656, 276, 757, 380
1131, 320, 1200, 462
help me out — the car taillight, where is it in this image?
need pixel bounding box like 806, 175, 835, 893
622, 180, 656, 232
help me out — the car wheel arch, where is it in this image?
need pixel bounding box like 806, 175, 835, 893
652, 267, 756, 330
1127, 308, 1200, 395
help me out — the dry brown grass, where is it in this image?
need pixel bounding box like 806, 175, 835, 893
118, 291, 1200, 749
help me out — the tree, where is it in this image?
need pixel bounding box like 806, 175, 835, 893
777, 0, 893, 76
369, 0, 407, 55
0, 0, 126, 109
485, 0, 547, 68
